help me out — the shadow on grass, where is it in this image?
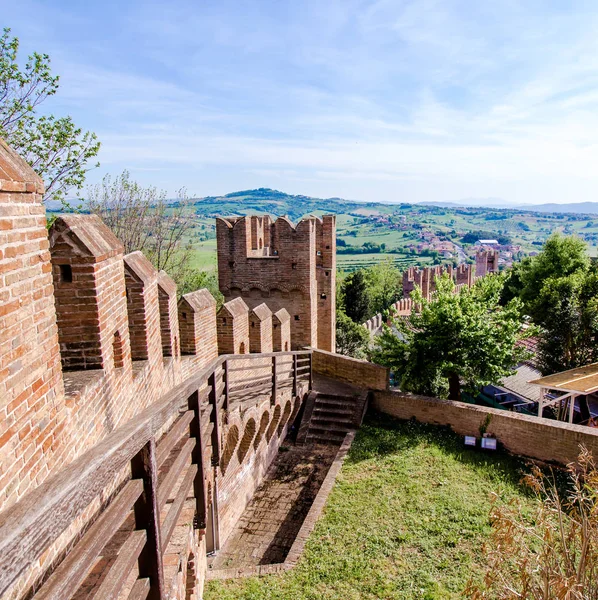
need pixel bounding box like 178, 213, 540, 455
345, 409, 568, 495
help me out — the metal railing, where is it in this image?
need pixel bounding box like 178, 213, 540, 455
0, 350, 312, 600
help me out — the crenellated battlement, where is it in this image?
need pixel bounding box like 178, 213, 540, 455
0, 138, 308, 600
216, 213, 336, 351
476, 249, 499, 276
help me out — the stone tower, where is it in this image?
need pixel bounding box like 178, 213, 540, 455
216, 214, 336, 351
476, 250, 499, 277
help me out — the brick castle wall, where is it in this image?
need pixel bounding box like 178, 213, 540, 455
312, 349, 389, 392
216, 214, 336, 352
373, 390, 598, 465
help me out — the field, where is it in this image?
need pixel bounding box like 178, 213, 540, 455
204, 413, 537, 600
179, 190, 598, 275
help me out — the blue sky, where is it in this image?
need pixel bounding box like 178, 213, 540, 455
4, 0, 598, 204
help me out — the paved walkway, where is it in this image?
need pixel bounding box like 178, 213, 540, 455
208, 444, 337, 571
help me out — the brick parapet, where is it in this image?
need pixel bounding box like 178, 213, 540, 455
372, 390, 598, 465
216, 214, 336, 351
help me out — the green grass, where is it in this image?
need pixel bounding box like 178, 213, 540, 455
204, 414, 537, 600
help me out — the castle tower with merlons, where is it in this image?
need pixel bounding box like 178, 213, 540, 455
216, 214, 336, 352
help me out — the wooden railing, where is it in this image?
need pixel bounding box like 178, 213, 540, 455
0, 350, 312, 600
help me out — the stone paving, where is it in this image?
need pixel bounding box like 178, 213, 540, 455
208, 443, 337, 571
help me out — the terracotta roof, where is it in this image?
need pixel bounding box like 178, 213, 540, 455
250, 303, 272, 321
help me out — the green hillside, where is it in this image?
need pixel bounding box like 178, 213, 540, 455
183, 188, 598, 272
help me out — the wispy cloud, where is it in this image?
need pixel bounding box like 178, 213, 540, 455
4, 0, 598, 203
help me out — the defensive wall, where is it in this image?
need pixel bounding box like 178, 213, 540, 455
216, 214, 336, 352
0, 138, 312, 600
363, 260, 494, 334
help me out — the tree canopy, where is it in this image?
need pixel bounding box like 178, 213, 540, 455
0, 28, 99, 203
372, 275, 529, 400
502, 233, 598, 375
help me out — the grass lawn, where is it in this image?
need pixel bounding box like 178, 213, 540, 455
205, 414, 537, 600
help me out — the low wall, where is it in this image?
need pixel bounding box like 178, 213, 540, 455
312, 349, 389, 391
373, 390, 598, 466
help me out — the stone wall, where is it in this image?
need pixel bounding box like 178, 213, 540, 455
312, 349, 389, 391
373, 390, 598, 465
216, 214, 336, 352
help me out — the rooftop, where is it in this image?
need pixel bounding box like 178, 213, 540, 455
529, 362, 598, 394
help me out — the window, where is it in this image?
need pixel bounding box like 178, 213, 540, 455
325, 271, 330, 276
182, 312, 187, 320
222, 317, 227, 325
59, 264, 72, 283
292, 263, 297, 270
294, 315, 300, 321
320, 293, 327, 299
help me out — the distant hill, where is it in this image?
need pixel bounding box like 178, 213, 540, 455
58, 187, 598, 219
191, 188, 376, 221
514, 202, 598, 214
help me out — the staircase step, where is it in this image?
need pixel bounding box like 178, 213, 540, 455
311, 416, 354, 427
306, 432, 346, 445
308, 422, 354, 434
316, 398, 356, 410
313, 406, 355, 417
317, 392, 359, 402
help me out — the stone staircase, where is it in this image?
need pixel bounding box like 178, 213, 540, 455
297, 375, 369, 445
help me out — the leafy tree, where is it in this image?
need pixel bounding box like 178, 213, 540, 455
342, 269, 370, 323
365, 258, 402, 316
178, 269, 223, 307
0, 28, 99, 203
372, 275, 529, 400
87, 171, 197, 292
336, 310, 370, 359
534, 269, 598, 374
517, 232, 589, 315
504, 233, 597, 374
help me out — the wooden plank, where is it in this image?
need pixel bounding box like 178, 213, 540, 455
33, 479, 143, 600
161, 464, 197, 552
188, 390, 207, 530
132, 440, 165, 600
156, 411, 194, 468
0, 350, 313, 595
157, 438, 195, 509
208, 372, 220, 467
271, 356, 278, 405
293, 354, 298, 397
228, 374, 272, 390
128, 578, 150, 600
93, 530, 147, 600
223, 360, 229, 411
